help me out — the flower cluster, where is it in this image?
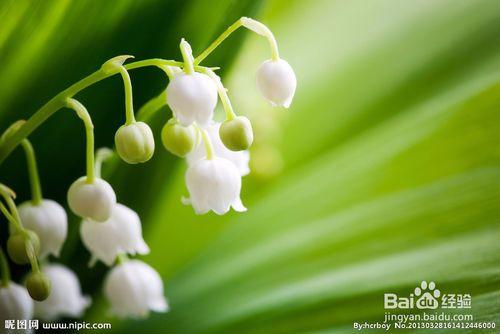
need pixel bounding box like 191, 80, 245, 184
0, 16, 295, 323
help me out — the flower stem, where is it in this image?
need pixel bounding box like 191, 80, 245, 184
195, 124, 215, 160
194, 19, 244, 65
194, 17, 280, 65
202, 68, 236, 120
95, 147, 114, 178
117, 66, 136, 125
65, 98, 95, 183
0, 58, 206, 166
0, 246, 10, 287
20, 139, 43, 205
116, 253, 128, 265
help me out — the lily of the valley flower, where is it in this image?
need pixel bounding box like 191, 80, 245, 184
0, 282, 33, 326
184, 156, 246, 215
166, 72, 218, 126
104, 260, 167, 318
80, 204, 149, 266
256, 58, 297, 108
18, 199, 67, 258
34, 264, 90, 321
186, 122, 250, 176
115, 121, 155, 164
67, 176, 116, 222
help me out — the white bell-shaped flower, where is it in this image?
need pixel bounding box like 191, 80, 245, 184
67, 176, 116, 222
80, 203, 149, 266
256, 58, 297, 108
186, 122, 250, 176
34, 264, 91, 321
0, 282, 34, 327
18, 199, 67, 258
104, 260, 168, 318
184, 156, 246, 215
166, 72, 218, 126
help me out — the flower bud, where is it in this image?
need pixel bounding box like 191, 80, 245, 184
256, 59, 297, 108
7, 231, 40, 265
166, 72, 218, 126
67, 176, 116, 222
26, 271, 51, 301
18, 199, 67, 259
115, 121, 155, 164
219, 116, 253, 151
161, 121, 197, 157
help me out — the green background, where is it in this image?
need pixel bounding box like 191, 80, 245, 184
0, 0, 500, 333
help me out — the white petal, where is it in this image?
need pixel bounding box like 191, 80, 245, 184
19, 199, 67, 258
0, 282, 34, 324
256, 59, 297, 108
67, 177, 116, 222
104, 260, 167, 318
185, 157, 245, 215
34, 264, 90, 321
166, 72, 218, 126
80, 204, 149, 266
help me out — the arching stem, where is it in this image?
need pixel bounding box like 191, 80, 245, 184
194, 17, 280, 65
65, 98, 95, 183
95, 147, 114, 178
117, 66, 136, 125
21, 139, 43, 205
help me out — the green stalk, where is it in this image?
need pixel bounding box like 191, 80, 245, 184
117, 66, 135, 125
194, 124, 215, 160
20, 139, 43, 205
194, 19, 244, 65
65, 98, 95, 183
0, 58, 205, 165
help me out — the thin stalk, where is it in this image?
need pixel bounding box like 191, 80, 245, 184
117, 66, 135, 125
95, 147, 114, 178
20, 139, 43, 205
65, 98, 95, 183
0, 202, 21, 232
194, 19, 243, 65
202, 68, 237, 120
195, 17, 280, 64
194, 124, 215, 160
0, 246, 10, 286
25, 241, 39, 273
0, 58, 211, 165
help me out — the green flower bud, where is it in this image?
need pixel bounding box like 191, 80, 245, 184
7, 231, 40, 264
115, 121, 155, 164
219, 116, 253, 151
161, 121, 197, 157
26, 271, 51, 301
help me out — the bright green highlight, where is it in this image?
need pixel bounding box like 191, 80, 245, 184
180, 39, 195, 74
